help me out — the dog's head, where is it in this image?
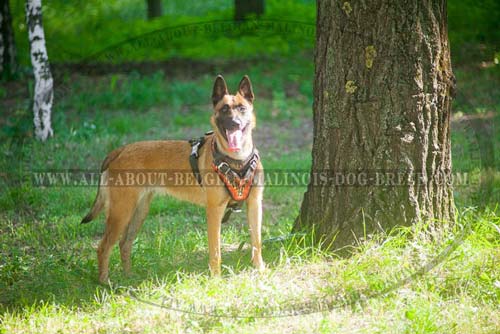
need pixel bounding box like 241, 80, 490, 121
211, 75, 256, 153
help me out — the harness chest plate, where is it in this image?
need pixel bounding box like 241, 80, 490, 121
188, 133, 260, 202
211, 139, 259, 202
188, 133, 260, 223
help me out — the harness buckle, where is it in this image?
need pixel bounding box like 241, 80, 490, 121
216, 161, 231, 175
227, 202, 243, 213
190, 142, 201, 158
249, 157, 257, 170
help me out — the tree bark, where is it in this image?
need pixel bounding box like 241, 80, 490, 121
234, 0, 264, 21
146, 0, 162, 20
0, 0, 17, 79
294, 0, 455, 249
26, 0, 54, 141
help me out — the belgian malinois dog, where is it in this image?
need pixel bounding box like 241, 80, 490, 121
81, 75, 265, 283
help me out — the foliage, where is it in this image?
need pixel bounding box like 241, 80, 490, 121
6, 0, 499, 68
8, 0, 315, 66
448, 0, 500, 63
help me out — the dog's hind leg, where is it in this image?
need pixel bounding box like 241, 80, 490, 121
119, 191, 153, 276
97, 190, 138, 283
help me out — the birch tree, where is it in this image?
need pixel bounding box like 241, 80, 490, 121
26, 0, 53, 140
294, 0, 455, 248
0, 0, 17, 79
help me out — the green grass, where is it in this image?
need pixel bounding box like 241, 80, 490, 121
1, 206, 498, 333
1, 58, 499, 332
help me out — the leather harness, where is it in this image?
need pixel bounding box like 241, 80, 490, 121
189, 131, 260, 223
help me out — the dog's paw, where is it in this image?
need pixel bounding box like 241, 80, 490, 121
98, 273, 110, 285
254, 261, 266, 272
209, 264, 222, 277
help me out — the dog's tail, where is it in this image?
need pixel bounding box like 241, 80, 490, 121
81, 147, 124, 224
80, 186, 105, 224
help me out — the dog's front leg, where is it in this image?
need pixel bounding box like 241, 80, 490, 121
206, 203, 226, 276
247, 190, 265, 271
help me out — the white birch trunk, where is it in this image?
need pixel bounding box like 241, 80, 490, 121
26, 0, 53, 141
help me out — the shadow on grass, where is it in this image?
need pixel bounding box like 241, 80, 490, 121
0, 209, 275, 315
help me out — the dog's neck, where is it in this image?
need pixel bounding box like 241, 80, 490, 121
214, 131, 254, 161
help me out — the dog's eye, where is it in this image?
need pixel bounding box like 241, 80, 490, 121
237, 105, 247, 113
221, 105, 230, 113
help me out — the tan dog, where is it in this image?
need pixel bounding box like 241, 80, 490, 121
81, 75, 265, 283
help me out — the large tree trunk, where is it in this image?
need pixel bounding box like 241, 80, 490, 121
294, 1, 455, 248
234, 0, 264, 20
0, 0, 17, 79
26, 0, 54, 141
146, 0, 162, 20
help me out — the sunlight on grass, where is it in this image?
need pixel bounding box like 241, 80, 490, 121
1, 208, 498, 333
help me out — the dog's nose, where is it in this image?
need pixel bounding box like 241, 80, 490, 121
224, 118, 242, 130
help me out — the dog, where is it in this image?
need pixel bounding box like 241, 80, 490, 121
81, 75, 265, 283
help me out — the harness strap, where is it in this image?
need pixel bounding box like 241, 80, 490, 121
212, 141, 256, 170
221, 201, 243, 224
188, 131, 213, 186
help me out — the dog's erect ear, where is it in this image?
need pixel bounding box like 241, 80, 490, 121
212, 75, 229, 106
238, 75, 254, 103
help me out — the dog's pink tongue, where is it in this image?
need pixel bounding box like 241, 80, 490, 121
226, 129, 243, 152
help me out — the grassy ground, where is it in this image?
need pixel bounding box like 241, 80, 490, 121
1, 0, 500, 332
1, 55, 499, 332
